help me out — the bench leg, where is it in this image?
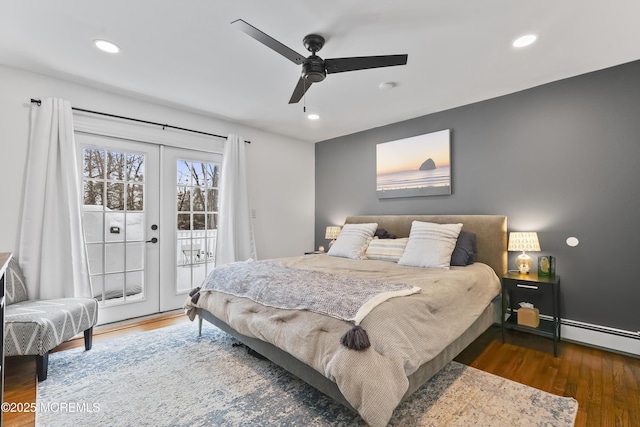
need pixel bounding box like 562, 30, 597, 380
84, 327, 94, 351
36, 353, 49, 382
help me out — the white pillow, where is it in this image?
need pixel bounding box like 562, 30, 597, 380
365, 238, 409, 262
398, 221, 463, 269
327, 223, 378, 259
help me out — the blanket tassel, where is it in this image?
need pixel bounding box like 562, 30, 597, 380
190, 287, 201, 304
340, 325, 370, 351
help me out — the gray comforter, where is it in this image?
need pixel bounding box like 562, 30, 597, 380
186, 255, 500, 426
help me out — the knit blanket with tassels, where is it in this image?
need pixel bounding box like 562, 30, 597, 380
198, 260, 421, 349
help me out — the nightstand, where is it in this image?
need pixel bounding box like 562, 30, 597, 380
501, 272, 561, 356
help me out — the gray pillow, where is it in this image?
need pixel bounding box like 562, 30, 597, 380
450, 231, 477, 266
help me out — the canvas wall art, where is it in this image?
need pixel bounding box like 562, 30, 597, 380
376, 129, 451, 198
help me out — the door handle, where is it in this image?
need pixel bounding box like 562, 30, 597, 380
146, 237, 158, 244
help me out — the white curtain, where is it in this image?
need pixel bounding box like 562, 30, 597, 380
215, 134, 256, 266
19, 98, 92, 299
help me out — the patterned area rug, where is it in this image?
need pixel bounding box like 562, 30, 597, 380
36, 321, 578, 426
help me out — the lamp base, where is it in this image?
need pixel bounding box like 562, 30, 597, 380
516, 252, 533, 274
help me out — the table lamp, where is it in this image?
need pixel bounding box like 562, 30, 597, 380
325, 226, 342, 247
508, 232, 541, 274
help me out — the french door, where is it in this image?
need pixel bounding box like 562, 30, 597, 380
78, 133, 160, 324
160, 147, 221, 311
78, 133, 221, 324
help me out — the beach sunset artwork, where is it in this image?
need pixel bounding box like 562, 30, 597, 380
376, 129, 451, 198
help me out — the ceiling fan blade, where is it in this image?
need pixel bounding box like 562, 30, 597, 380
325, 54, 408, 74
289, 77, 313, 104
231, 19, 305, 65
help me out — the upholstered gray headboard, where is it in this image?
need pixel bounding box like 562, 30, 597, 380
344, 215, 507, 276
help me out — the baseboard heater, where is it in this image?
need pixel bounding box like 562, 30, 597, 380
558, 316, 640, 340
508, 310, 640, 340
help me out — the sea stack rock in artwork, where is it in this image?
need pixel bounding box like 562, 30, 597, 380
419, 158, 436, 171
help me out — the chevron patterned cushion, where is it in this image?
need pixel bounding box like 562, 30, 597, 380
5, 258, 29, 305
4, 298, 98, 357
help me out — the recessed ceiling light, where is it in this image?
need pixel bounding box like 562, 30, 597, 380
379, 82, 397, 90
94, 39, 120, 54
512, 34, 538, 48
307, 114, 320, 120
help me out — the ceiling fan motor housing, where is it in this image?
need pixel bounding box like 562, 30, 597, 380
302, 55, 326, 82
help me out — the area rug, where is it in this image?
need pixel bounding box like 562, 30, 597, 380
37, 321, 578, 426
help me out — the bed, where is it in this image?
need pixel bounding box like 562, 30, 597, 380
186, 214, 507, 426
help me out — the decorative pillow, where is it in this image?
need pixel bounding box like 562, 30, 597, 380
365, 238, 409, 262
374, 228, 396, 239
327, 223, 378, 260
6, 258, 29, 305
398, 221, 463, 269
450, 231, 477, 266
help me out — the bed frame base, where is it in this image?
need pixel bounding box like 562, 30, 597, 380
198, 309, 357, 411
198, 298, 499, 414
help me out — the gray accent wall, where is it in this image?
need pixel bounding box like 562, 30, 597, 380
315, 59, 640, 333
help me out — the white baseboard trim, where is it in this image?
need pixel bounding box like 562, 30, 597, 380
560, 318, 640, 357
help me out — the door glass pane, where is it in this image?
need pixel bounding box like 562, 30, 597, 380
127, 184, 144, 210
105, 243, 125, 273
105, 212, 125, 242
206, 189, 218, 211
82, 146, 146, 305
126, 272, 144, 300
83, 181, 104, 206
126, 242, 144, 270
83, 210, 103, 243
192, 188, 205, 211
207, 164, 219, 187
106, 183, 125, 210
191, 162, 205, 186
107, 151, 125, 181
126, 213, 144, 241
126, 153, 145, 182
177, 187, 190, 211
103, 273, 124, 304
86, 244, 103, 274
177, 214, 191, 230
83, 148, 105, 179
176, 159, 219, 294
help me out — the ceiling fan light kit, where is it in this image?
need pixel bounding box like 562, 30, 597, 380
231, 19, 408, 104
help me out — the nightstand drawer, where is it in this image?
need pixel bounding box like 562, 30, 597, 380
503, 278, 553, 314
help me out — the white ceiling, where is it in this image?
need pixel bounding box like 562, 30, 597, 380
2, 1, 640, 143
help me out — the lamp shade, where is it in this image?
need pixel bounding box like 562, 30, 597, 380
325, 226, 342, 240
508, 232, 541, 252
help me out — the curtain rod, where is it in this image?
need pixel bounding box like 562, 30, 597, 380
30, 98, 250, 143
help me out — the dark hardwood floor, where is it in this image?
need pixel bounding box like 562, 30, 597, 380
455, 328, 640, 427
2, 315, 639, 426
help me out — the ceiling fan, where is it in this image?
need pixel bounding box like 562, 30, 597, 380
231, 19, 408, 104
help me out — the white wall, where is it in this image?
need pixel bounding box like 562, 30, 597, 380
0, 65, 315, 260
